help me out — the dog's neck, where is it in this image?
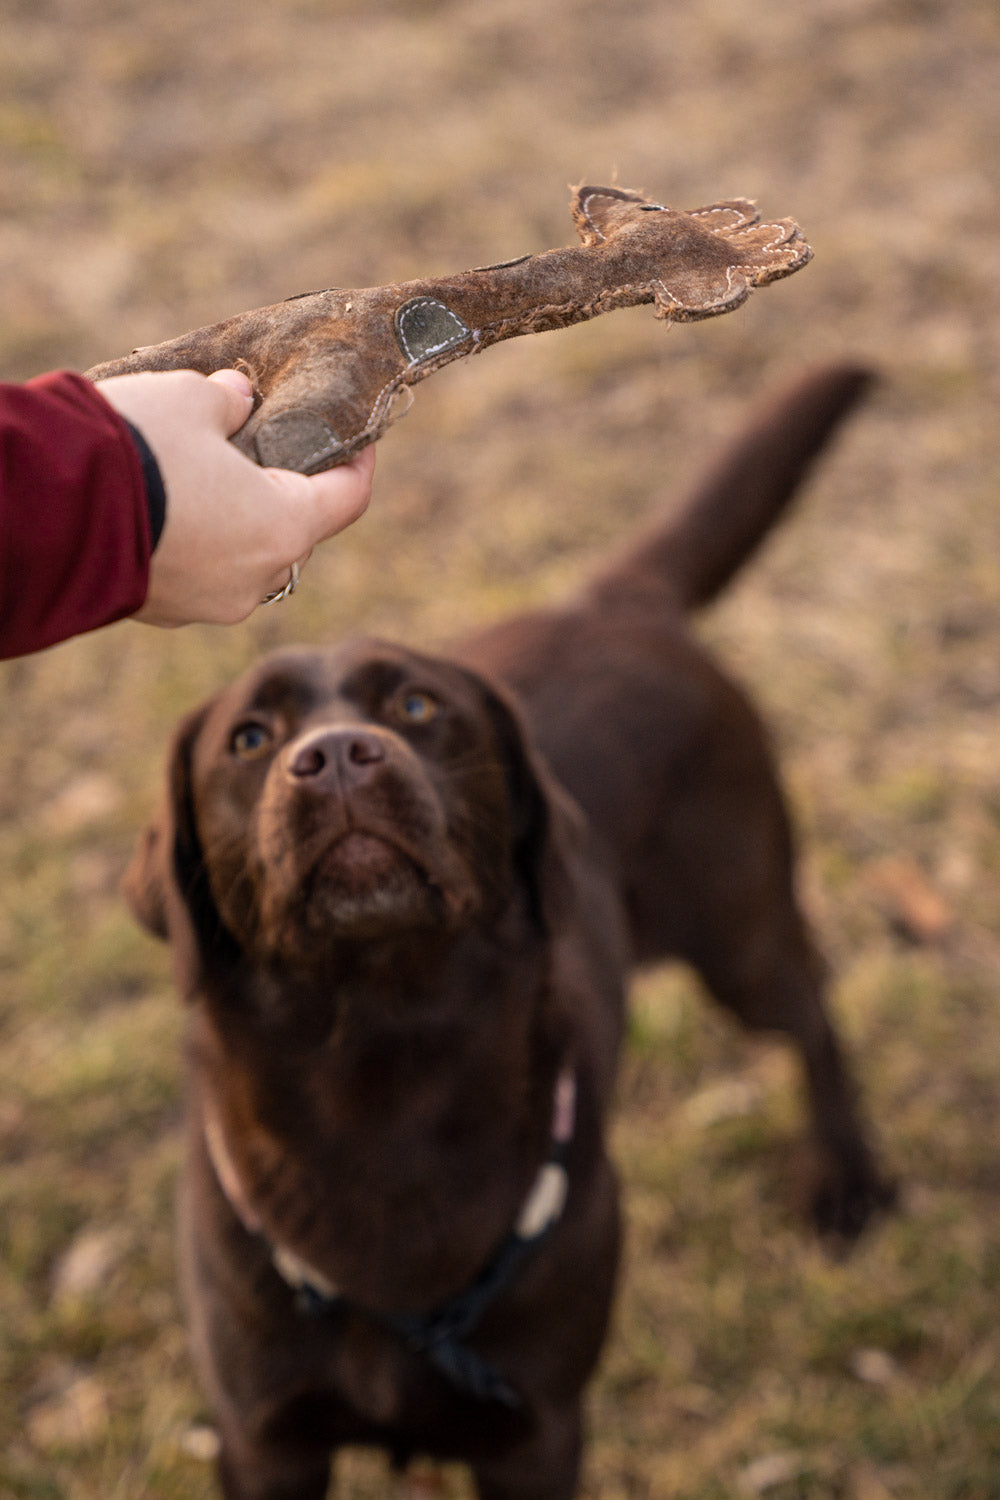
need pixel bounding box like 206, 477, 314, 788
193, 930, 565, 1158
202, 1065, 577, 1278
204, 898, 547, 1036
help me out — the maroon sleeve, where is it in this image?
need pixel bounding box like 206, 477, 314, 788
0, 371, 154, 659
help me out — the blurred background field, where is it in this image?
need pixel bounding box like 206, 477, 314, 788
1, 1, 999, 1496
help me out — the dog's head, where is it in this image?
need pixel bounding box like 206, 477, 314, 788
125, 638, 581, 980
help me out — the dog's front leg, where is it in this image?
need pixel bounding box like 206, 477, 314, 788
469, 1401, 583, 1500
215, 1426, 332, 1500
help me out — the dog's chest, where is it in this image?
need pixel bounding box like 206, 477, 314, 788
198, 1052, 547, 1313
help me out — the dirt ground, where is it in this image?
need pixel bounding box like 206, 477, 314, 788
1, 1, 999, 1496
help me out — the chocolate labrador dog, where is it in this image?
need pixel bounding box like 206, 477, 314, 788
125, 365, 891, 1500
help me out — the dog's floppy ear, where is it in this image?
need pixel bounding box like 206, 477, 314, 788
123, 818, 171, 940
472, 674, 586, 932
122, 702, 223, 984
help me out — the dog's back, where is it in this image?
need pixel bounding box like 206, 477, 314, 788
458, 365, 872, 970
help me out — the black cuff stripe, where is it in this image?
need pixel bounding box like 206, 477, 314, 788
124, 420, 167, 549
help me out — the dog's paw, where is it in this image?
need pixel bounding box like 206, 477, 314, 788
809, 1150, 898, 1247
393, 1464, 449, 1497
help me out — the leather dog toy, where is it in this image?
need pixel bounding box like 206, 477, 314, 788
87, 184, 812, 474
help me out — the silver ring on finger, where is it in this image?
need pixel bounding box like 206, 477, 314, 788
260, 560, 300, 606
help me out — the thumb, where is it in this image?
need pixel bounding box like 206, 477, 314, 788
206, 368, 255, 436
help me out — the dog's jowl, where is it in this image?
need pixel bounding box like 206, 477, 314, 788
126, 365, 893, 1500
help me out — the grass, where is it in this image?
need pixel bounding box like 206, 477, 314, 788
2, 0, 1000, 1495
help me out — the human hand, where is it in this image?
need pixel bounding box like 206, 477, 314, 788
96, 368, 374, 627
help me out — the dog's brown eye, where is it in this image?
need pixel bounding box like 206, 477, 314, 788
396, 691, 439, 726
230, 722, 273, 759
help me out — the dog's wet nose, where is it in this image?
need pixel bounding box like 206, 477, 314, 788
343, 732, 386, 767
286, 727, 387, 783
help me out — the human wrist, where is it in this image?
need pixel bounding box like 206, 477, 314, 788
122, 419, 167, 548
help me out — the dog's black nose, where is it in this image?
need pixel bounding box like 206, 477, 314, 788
286, 727, 387, 783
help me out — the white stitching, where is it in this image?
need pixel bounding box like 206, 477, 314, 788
754, 221, 789, 252
578, 190, 617, 242
732, 222, 789, 259
653, 278, 681, 307
297, 435, 344, 468
689, 203, 757, 227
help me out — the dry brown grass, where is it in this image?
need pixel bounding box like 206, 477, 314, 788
1, 1, 999, 1495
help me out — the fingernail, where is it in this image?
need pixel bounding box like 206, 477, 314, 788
209, 368, 254, 399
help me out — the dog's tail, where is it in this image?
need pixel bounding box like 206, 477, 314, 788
583, 363, 874, 615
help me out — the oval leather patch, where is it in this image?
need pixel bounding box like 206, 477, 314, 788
395, 298, 470, 366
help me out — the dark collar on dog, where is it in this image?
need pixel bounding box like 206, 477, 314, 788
203, 1070, 576, 1410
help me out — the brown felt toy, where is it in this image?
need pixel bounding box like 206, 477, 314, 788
87, 184, 812, 474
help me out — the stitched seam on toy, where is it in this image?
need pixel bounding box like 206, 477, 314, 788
689, 204, 758, 227
654, 272, 745, 310
365, 371, 410, 431
653, 278, 681, 307
578, 190, 618, 242
731, 223, 790, 271
264, 423, 342, 471
481, 276, 679, 327
297, 435, 344, 469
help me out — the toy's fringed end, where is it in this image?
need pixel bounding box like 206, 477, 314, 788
570, 185, 812, 323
